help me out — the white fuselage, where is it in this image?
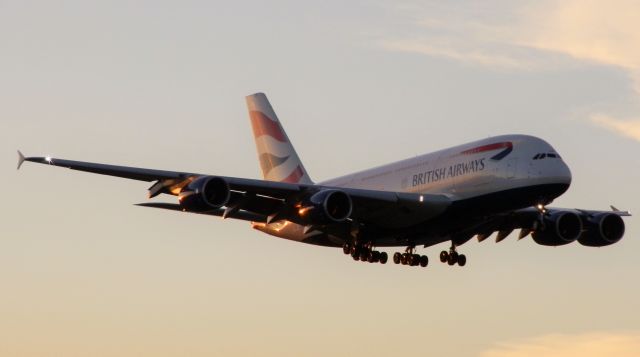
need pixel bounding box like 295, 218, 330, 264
253, 134, 572, 246
320, 134, 571, 201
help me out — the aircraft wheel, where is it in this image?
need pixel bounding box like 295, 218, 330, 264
352, 254, 360, 261
400, 253, 408, 265
419, 255, 429, 267
372, 251, 381, 261
457, 254, 467, 267
350, 245, 359, 255
447, 253, 457, 266
343, 243, 351, 255
449, 250, 458, 262
440, 251, 448, 263
393, 252, 402, 264
379, 252, 388, 264
360, 251, 369, 262
411, 254, 420, 266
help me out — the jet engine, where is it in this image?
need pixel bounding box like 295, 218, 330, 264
578, 213, 625, 247
178, 176, 230, 212
296, 189, 352, 225
532, 211, 583, 246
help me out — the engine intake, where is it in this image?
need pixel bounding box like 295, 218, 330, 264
297, 189, 353, 224
578, 213, 625, 247
532, 211, 583, 246
178, 176, 230, 211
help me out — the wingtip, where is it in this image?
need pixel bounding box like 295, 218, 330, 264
17, 150, 25, 170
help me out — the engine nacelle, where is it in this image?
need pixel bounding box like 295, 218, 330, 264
532, 211, 583, 246
297, 189, 352, 225
578, 213, 625, 247
178, 176, 230, 212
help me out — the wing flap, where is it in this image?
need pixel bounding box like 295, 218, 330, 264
135, 202, 267, 222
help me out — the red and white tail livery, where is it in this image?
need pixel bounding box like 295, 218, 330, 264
246, 93, 313, 185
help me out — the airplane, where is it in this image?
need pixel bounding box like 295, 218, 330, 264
17, 93, 631, 268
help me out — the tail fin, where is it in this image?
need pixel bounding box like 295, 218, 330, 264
246, 93, 313, 184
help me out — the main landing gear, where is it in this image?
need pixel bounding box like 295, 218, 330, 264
439, 245, 466, 267
392, 246, 429, 268
342, 242, 388, 264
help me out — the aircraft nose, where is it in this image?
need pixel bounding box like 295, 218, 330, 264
557, 159, 572, 185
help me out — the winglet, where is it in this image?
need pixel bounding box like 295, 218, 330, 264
17, 150, 25, 170
611, 205, 632, 216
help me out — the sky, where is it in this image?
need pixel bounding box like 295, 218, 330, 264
1, 1, 639, 356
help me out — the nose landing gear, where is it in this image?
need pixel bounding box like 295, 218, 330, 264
439, 245, 466, 267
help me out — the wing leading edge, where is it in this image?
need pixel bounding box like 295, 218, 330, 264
18, 152, 452, 229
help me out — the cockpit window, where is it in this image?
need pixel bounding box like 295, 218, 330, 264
533, 152, 560, 160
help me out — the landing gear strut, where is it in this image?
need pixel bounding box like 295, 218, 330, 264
439, 245, 466, 267
342, 242, 388, 265
392, 246, 429, 268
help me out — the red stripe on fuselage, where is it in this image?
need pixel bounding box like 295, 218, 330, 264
281, 165, 304, 183
460, 142, 512, 155
249, 110, 287, 142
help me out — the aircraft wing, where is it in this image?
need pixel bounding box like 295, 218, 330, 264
452, 205, 630, 246
19, 152, 451, 228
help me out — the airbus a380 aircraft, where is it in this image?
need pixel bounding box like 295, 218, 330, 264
18, 93, 631, 268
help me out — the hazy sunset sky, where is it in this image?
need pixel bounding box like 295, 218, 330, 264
2, 1, 639, 356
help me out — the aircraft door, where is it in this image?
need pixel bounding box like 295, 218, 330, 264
506, 158, 517, 179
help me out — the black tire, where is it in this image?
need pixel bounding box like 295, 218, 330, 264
400, 253, 408, 265
350, 245, 359, 255
449, 251, 459, 262
360, 251, 369, 262
379, 252, 388, 264
447, 253, 456, 266
457, 254, 467, 267
353, 254, 360, 261
343, 243, 351, 255
412, 254, 420, 266
440, 251, 448, 263
393, 252, 401, 264
420, 255, 429, 267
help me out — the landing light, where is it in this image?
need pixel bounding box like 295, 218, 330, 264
45, 156, 52, 162
419, 195, 424, 203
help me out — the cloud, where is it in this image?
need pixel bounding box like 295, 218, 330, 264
591, 114, 640, 142
379, 0, 640, 141
378, 2, 570, 71
480, 331, 640, 357
380, 39, 539, 70
523, 0, 640, 72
